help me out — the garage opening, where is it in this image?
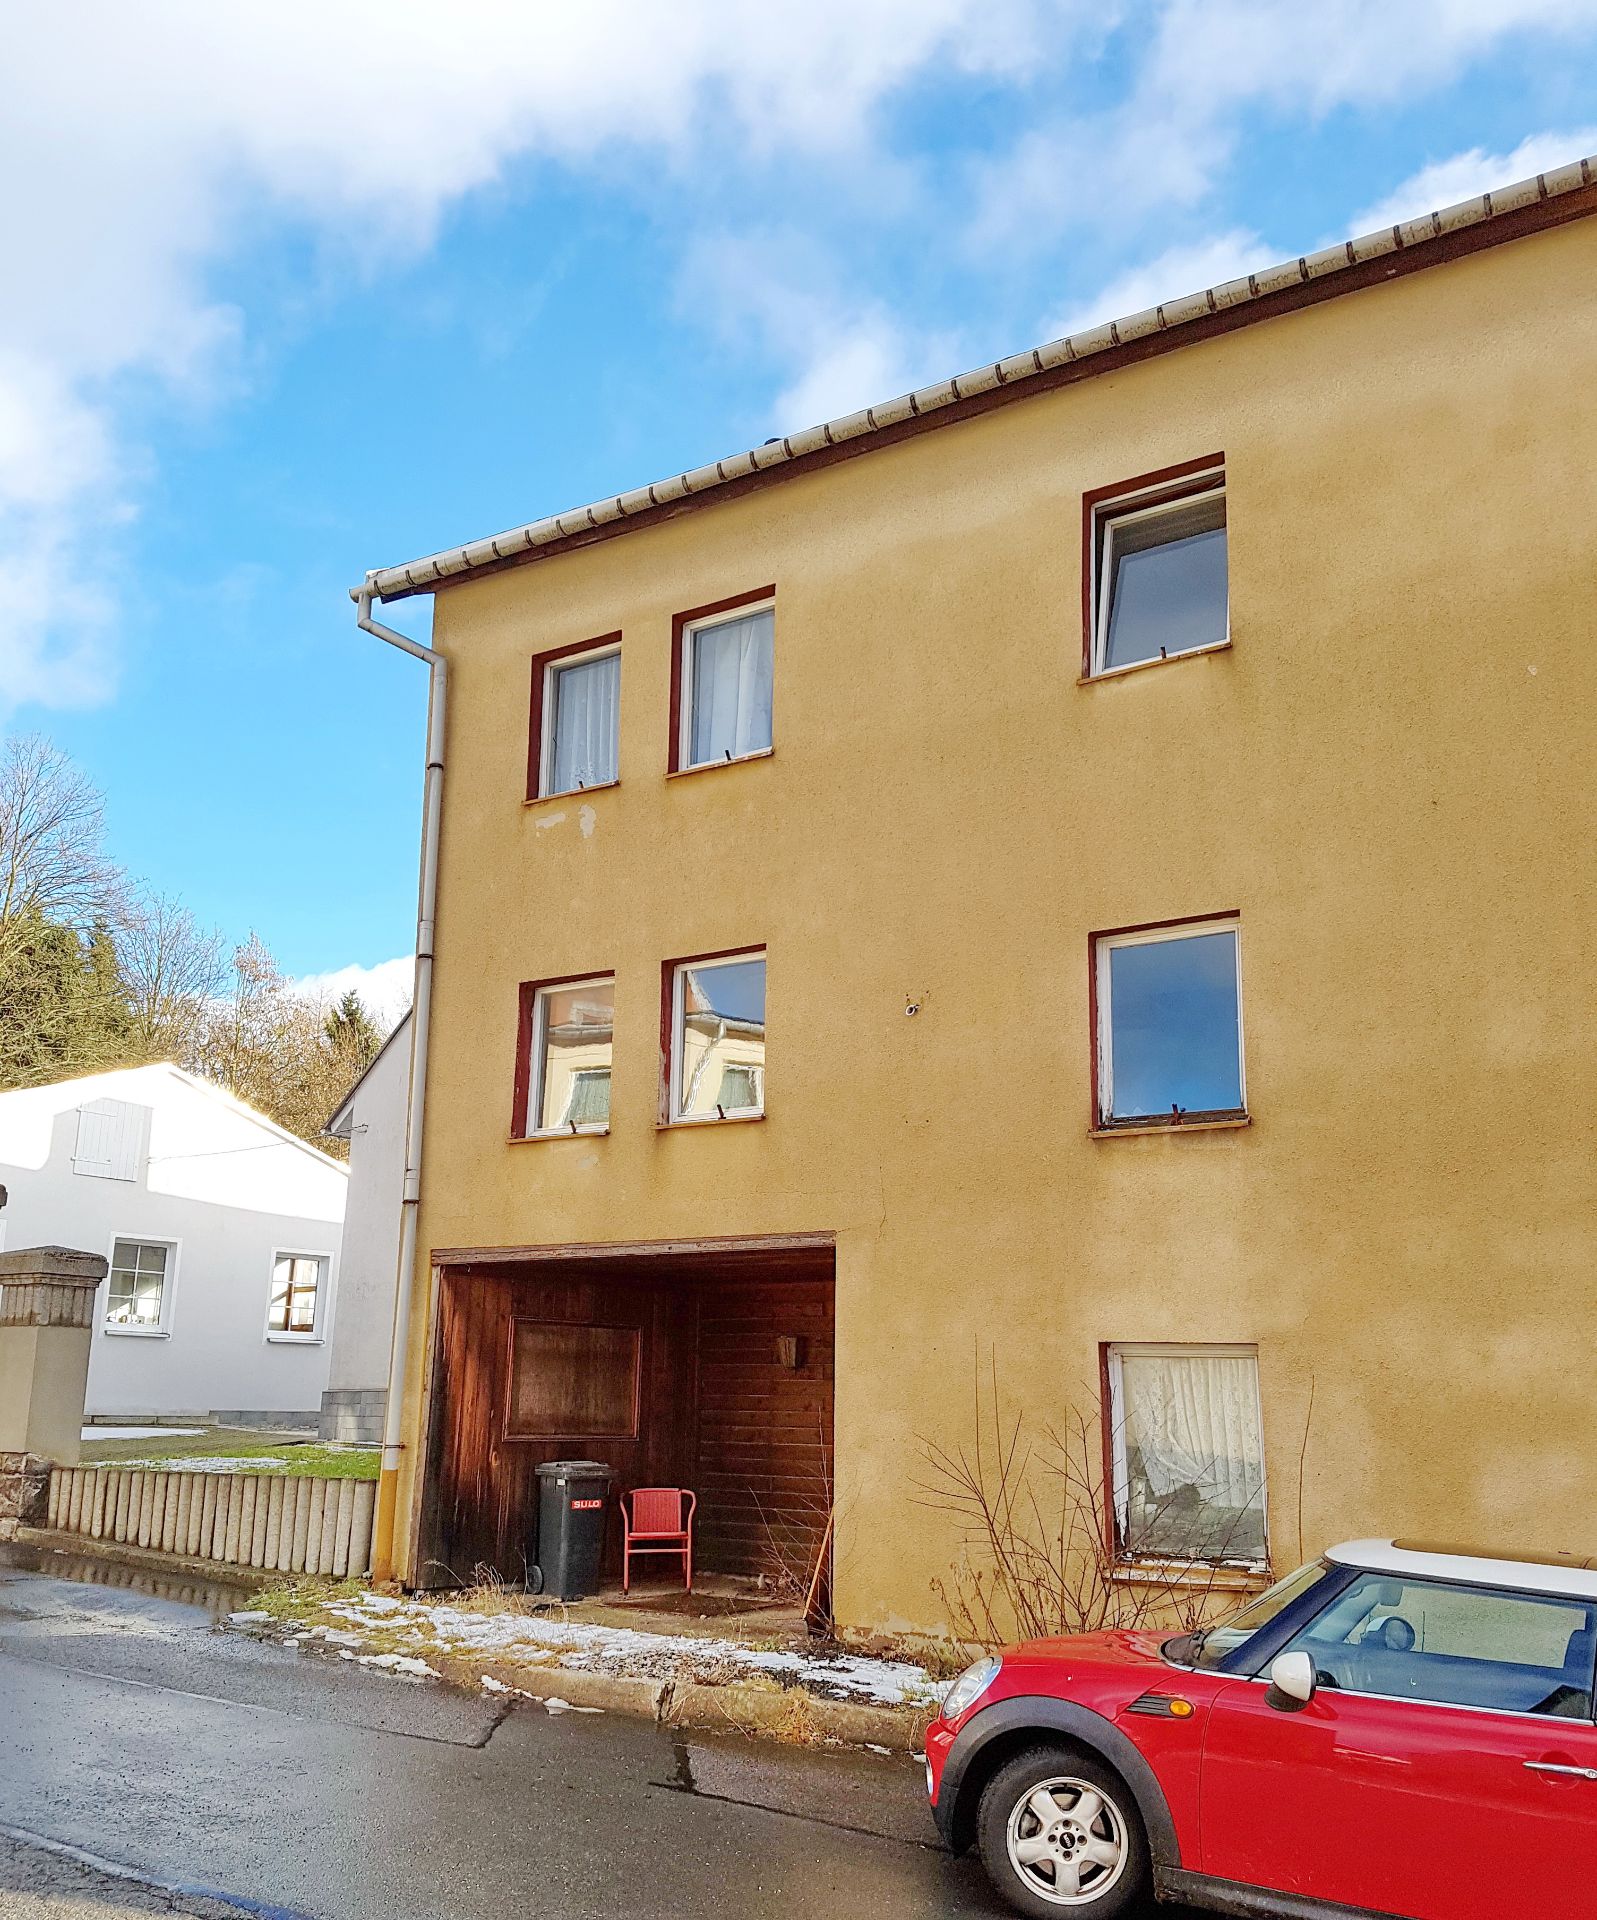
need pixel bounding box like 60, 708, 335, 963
419, 1234, 835, 1609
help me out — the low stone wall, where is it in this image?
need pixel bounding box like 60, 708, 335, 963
318, 1387, 387, 1446
45, 1468, 376, 1579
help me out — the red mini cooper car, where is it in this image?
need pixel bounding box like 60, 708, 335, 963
926, 1540, 1597, 1919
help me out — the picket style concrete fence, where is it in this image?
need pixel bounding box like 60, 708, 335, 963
45, 1467, 376, 1580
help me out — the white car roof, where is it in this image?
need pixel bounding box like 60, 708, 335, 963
1328, 1538, 1597, 1603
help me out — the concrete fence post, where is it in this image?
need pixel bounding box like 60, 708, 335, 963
0, 1245, 108, 1534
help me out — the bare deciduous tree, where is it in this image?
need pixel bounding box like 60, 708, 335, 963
0, 734, 124, 976
115, 890, 229, 1060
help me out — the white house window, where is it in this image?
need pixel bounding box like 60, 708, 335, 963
268, 1254, 326, 1338
681, 602, 773, 769
1108, 1344, 1267, 1568
539, 644, 620, 797
670, 952, 766, 1121
105, 1239, 171, 1332
527, 977, 614, 1135
74, 1099, 152, 1182
1095, 918, 1244, 1127
1091, 471, 1227, 674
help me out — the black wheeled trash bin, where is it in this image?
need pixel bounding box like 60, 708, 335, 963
532, 1460, 613, 1600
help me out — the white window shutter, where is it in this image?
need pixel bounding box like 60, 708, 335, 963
72, 1100, 151, 1182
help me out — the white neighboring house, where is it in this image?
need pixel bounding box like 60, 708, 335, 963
0, 1063, 348, 1426
320, 1012, 408, 1444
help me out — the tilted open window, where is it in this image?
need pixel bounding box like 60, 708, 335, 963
1087, 463, 1227, 676
1094, 917, 1245, 1128
518, 976, 615, 1136
667, 950, 766, 1122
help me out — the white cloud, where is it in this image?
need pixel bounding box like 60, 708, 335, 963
293, 955, 414, 1028
0, 0, 1092, 715
1042, 228, 1278, 340
1348, 128, 1597, 235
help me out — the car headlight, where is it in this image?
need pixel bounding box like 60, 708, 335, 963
941, 1654, 1001, 1721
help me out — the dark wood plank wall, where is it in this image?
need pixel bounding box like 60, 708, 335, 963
694, 1279, 834, 1580
423, 1260, 834, 1590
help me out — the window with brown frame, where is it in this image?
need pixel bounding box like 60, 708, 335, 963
1092, 916, 1245, 1128
526, 634, 621, 800
513, 975, 615, 1137
507, 1320, 640, 1440
669, 588, 775, 773
1084, 459, 1227, 677
662, 948, 766, 1123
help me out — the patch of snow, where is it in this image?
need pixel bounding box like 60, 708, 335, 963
82, 1426, 204, 1440
317, 1590, 943, 1707
480, 1675, 512, 1694
865, 1743, 890, 1755
543, 1697, 602, 1715
228, 1610, 271, 1624
354, 1653, 438, 1678
116, 1456, 288, 1473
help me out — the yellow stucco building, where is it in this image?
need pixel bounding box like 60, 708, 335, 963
357, 158, 1597, 1636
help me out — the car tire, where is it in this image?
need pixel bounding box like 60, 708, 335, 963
976, 1745, 1151, 1918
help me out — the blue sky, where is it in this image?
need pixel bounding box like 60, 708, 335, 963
5, 2, 1597, 1017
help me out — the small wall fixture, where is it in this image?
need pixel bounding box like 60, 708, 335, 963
775, 1334, 807, 1371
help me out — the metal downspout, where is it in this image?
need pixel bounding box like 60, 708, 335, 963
353, 582, 446, 1585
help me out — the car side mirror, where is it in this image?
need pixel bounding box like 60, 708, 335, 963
1266, 1650, 1317, 1712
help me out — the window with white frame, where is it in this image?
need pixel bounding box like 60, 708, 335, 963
670, 952, 765, 1121
105, 1239, 172, 1332
680, 601, 773, 769
525, 976, 615, 1134
1108, 1344, 1267, 1568
268, 1254, 326, 1338
1090, 469, 1227, 674
538, 643, 620, 797
1094, 918, 1244, 1127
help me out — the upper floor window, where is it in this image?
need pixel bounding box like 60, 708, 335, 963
1094, 917, 1244, 1128
1107, 1343, 1266, 1568
672, 591, 774, 772
1087, 462, 1227, 675
105, 1238, 172, 1334
520, 975, 615, 1136
268, 1253, 326, 1339
74, 1099, 151, 1181
668, 950, 766, 1122
530, 637, 621, 799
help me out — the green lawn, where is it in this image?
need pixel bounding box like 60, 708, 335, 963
79, 1428, 380, 1480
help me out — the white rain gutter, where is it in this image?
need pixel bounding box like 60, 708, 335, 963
353, 582, 446, 1585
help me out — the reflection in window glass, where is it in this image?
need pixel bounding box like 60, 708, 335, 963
1099, 490, 1227, 671
1279, 1573, 1597, 1717
546, 650, 620, 794
269, 1255, 323, 1335
676, 956, 766, 1118
687, 608, 773, 766
1112, 1346, 1266, 1566
534, 979, 614, 1132
1101, 926, 1243, 1121
107, 1240, 168, 1327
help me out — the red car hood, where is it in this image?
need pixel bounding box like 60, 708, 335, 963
1005, 1627, 1175, 1669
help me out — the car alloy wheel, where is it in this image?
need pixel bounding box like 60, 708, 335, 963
1003, 1773, 1130, 1907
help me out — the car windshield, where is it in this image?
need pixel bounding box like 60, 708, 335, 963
1177, 1559, 1333, 1671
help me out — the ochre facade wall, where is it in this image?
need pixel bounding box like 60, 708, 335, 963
393, 216, 1597, 1632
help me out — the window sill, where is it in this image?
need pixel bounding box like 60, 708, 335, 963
667, 747, 773, 780
265, 1334, 324, 1346
657, 1111, 767, 1130
524, 779, 618, 808
1079, 638, 1231, 686
103, 1325, 170, 1339
1112, 1559, 1270, 1592
1091, 1114, 1250, 1140
509, 1127, 610, 1143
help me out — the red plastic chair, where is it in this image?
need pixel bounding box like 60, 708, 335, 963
621, 1487, 697, 1593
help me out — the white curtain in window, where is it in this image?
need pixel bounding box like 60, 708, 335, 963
1122, 1351, 1261, 1511
550, 652, 620, 791
689, 609, 773, 764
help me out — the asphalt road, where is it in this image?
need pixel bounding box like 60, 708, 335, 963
0, 1543, 1004, 1920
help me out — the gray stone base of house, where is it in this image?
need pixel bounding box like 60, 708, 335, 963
0, 1451, 52, 1535
209, 1409, 321, 1433
318, 1387, 387, 1446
